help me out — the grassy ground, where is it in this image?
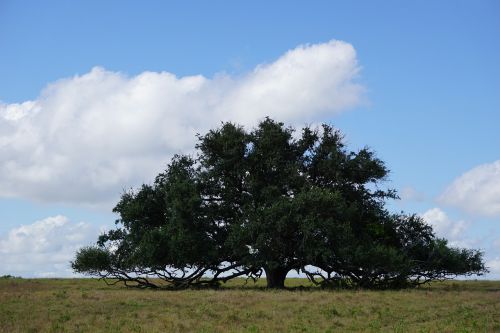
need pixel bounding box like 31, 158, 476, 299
0, 278, 498, 332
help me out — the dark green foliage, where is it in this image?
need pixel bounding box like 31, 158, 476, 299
0, 275, 21, 279
72, 118, 487, 289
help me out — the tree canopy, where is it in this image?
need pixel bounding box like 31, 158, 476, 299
72, 118, 486, 289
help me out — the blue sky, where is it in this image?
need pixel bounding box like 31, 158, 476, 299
0, 0, 499, 278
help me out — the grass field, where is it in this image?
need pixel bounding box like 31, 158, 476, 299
0, 278, 498, 332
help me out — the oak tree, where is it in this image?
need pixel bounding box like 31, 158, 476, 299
73, 118, 486, 289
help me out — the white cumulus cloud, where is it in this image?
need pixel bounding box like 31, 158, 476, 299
486, 257, 500, 276
422, 208, 500, 279
438, 160, 500, 217
0, 215, 98, 277
421, 207, 469, 244
0, 40, 363, 207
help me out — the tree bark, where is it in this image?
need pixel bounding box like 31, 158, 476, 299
264, 266, 289, 289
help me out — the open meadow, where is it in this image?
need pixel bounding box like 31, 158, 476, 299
0, 278, 498, 332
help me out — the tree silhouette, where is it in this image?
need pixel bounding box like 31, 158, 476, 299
73, 118, 486, 289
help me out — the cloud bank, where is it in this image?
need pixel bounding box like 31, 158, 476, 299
0, 40, 363, 207
0, 215, 97, 277
439, 160, 500, 217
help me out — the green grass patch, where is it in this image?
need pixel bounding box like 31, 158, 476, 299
0, 278, 498, 332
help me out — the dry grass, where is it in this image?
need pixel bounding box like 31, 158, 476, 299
0, 278, 498, 332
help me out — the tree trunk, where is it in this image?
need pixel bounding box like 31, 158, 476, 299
264, 266, 289, 289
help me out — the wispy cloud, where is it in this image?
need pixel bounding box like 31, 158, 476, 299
399, 186, 425, 202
